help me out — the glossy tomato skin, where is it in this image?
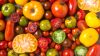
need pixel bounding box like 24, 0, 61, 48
96, 27, 100, 34
62, 49, 74, 56
5, 20, 14, 41
0, 50, 7, 56
0, 20, 5, 31
8, 41, 12, 49
68, 0, 77, 15
51, 1, 68, 18
86, 44, 100, 56
0, 41, 7, 49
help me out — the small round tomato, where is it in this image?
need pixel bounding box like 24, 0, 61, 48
0, 41, 7, 49
62, 39, 72, 48
62, 49, 74, 56
96, 27, 100, 34
43, 1, 51, 10
15, 26, 24, 34
46, 49, 59, 56
51, 1, 68, 18
40, 52, 46, 56
0, 50, 7, 56
8, 41, 12, 49
42, 31, 49, 37
63, 28, 71, 34
40, 20, 51, 31
0, 20, 5, 31
0, 32, 4, 41
45, 11, 52, 20
16, 9, 23, 16
52, 30, 66, 44
19, 16, 28, 26
55, 44, 61, 51
38, 37, 49, 48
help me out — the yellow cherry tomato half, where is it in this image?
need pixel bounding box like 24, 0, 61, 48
79, 28, 99, 47
12, 33, 38, 53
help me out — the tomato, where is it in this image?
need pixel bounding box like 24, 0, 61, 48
5, 20, 14, 41
0, 20, 5, 31
15, 26, 24, 34
72, 28, 81, 38
55, 44, 61, 51
46, 49, 59, 56
68, 0, 77, 15
77, 9, 86, 20
62, 39, 72, 48
96, 27, 100, 34
52, 30, 66, 44
8, 41, 12, 49
38, 37, 49, 48
12, 33, 38, 53
19, 16, 28, 27
23, 1, 44, 21
62, 49, 74, 56
65, 16, 77, 28
51, 0, 68, 18
40, 20, 51, 31
74, 45, 88, 56
67, 33, 75, 41
0, 50, 7, 56
77, 20, 88, 31
86, 44, 100, 56
0, 41, 7, 49
79, 28, 99, 47
43, 31, 49, 37
63, 28, 71, 34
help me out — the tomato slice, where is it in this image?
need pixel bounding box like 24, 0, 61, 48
12, 33, 38, 53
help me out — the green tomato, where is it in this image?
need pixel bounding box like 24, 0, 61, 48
74, 45, 88, 56
19, 53, 28, 56
65, 16, 76, 28
8, 50, 18, 56
0, 32, 4, 41
19, 16, 28, 26
1, 3, 15, 16
46, 49, 59, 56
40, 20, 51, 31
52, 30, 66, 44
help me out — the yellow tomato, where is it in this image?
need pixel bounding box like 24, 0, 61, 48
12, 33, 38, 53
15, 0, 28, 6
85, 12, 100, 28
79, 28, 99, 47
23, 1, 44, 21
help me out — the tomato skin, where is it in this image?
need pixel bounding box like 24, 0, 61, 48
5, 20, 14, 41
0, 50, 7, 56
62, 49, 74, 56
86, 44, 100, 56
8, 41, 12, 49
68, 0, 77, 15
0, 41, 7, 49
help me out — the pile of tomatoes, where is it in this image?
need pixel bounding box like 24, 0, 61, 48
0, 0, 100, 56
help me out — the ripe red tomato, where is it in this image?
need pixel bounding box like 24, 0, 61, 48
0, 41, 7, 49
63, 28, 71, 34
86, 44, 100, 56
0, 50, 7, 56
96, 27, 100, 34
51, 1, 68, 18
8, 41, 12, 49
62, 49, 74, 56
55, 44, 61, 51
0, 20, 5, 31
43, 31, 49, 37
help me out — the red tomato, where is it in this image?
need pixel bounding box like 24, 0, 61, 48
43, 31, 49, 37
51, 1, 68, 18
77, 9, 86, 20
62, 49, 74, 56
0, 11, 4, 19
8, 41, 12, 49
0, 50, 7, 56
5, 20, 14, 41
68, 0, 77, 15
77, 20, 88, 31
86, 44, 100, 56
63, 28, 71, 34
0, 41, 7, 49
96, 27, 100, 34
55, 44, 61, 51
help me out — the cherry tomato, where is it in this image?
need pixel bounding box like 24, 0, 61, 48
86, 44, 100, 56
0, 20, 5, 31
62, 39, 72, 48
40, 52, 46, 56
62, 49, 74, 56
55, 44, 61, 51
63, 28, 71, 34
42, 31, 49, 37
43, 1, 51, 10
8, 41, 12, 49
38, 37, 49, 48
96, 27, 100, 34
5, 20, 14, 41
0, 50, 7, 56
0, 41, 7, 49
